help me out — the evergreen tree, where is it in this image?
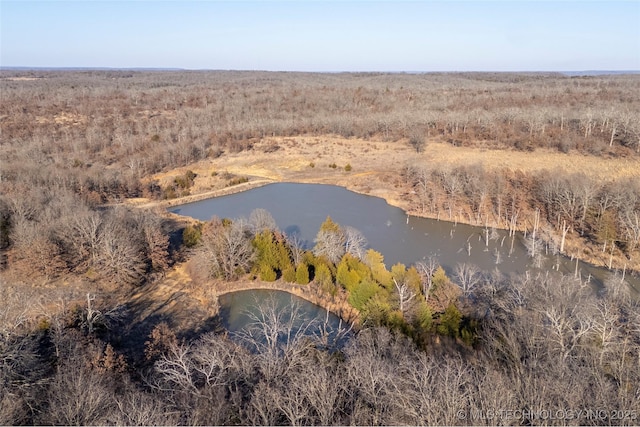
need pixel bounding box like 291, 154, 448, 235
364, 249, 392, 287
253, 230, 279, 270
437, 303, 462, 338
259, 264, 277, 281
336, 253, 369, 290
414, 301, 433, 332
282, 265, 296, 283
361, 293, 393, 326
314, 262, 333, 288
295, 263, 310, 285
274, 235, 294, 272
252, 230, 294, 279
348, 278, 379, 311
182, 224, 202, 248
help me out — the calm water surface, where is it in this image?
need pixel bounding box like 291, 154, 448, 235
171, 183, 639, 291
218, 289, 350, 347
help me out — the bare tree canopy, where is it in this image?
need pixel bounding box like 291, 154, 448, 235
313, 217, 347, 264
200, 218, 255, 280
249, 208, 278, 235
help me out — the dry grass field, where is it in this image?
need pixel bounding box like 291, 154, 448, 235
144, 135, 640, 214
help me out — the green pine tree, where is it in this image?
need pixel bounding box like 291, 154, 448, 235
437, 303, 462, 338
259, 264, 277, 282
295, 263, 310, 285
282, 266, 296, 283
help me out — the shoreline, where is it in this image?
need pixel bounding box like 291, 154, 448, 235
142, 176, 637, 275
126, 178, 275, 209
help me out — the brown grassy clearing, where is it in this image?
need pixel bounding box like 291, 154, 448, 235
138, 135, 640, 216
424, 142, 640, 180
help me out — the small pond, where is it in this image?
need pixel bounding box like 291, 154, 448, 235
218, 289, 351, 348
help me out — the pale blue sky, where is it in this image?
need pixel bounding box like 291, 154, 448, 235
1, 1, 639, 71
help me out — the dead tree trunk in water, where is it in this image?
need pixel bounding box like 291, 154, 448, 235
560, 220, 570, 253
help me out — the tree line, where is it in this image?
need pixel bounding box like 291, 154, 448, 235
404, 163, 640, 270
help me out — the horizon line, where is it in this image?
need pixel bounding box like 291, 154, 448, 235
2, 66, 640, 75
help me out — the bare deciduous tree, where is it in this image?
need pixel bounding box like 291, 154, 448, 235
248, 208, 278, 235
111, 384, 180, 426
0, 327, 44, 425
344, 225, 367, 260
44, 356, 113, 425
393, 277, 416, 315
415, 256, 439, 303
313, 228, 345, 265
96, 218, 147, 285
620, 210, 640, 252
284, 231, 305, 266
453, 262, 483, 299
200, 218, 255, 280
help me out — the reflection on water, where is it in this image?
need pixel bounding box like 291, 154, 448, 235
171, 183, 639, 292
218, 289, 351, 349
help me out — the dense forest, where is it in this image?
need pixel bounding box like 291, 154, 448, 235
1, 70, 639, 425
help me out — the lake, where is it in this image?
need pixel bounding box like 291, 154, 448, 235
170, 183, 638, 290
